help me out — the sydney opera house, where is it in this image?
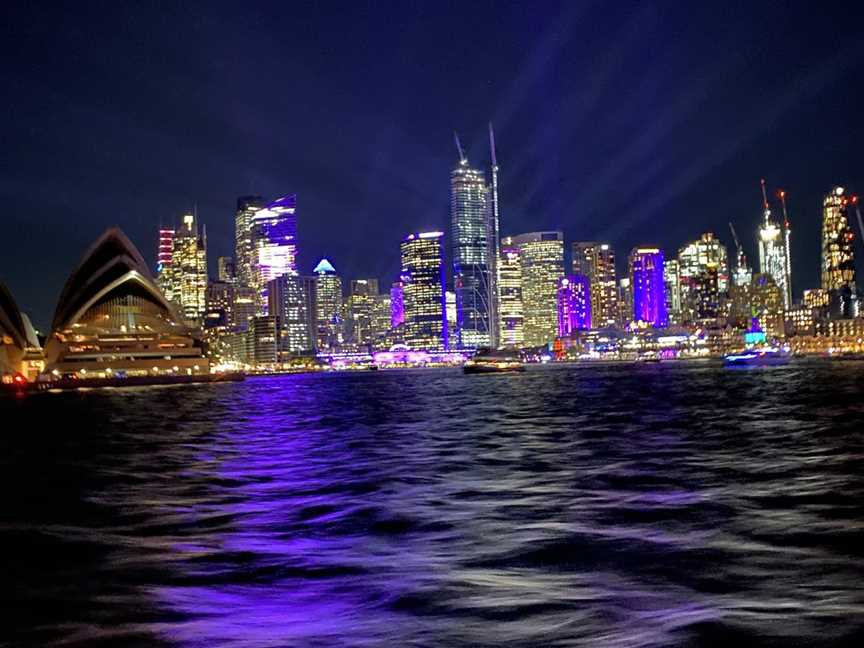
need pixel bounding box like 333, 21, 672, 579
3, 228, 209, 384
0, 282, 43, 383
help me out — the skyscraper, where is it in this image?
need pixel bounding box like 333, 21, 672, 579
345, 279, 379, 346
268, 274, 312, 355
512, 231, 564, 347
314, 258, 342, 350
401, 232, 448, 350
498, 237, 524, 348
821, 186, 859, 318
757, 180, 792, 310
663, 259, 682, 324
234, 195, 264, 289
217, 256, 236, 283
557, 275, 591, 336
450, 156, 495, 348
157, 227, 174, 274
390, 280, 404, 328
677, 232, 729, 323
629, 247, 667, 328
251, 194, 298, 314
572, 242, 617, 328
170, 212, 208, 325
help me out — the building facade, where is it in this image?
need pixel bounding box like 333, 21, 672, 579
401, 232, 448, 350
268, 274, 312, 356
677, 232, 728, 323
821, 187, 859, 318
250, 194, 298, 314
557, 274, 591, 337
512, 231, 564, 347
498, 236, 524, 347
629, 247, 667, 328
758, 197, 792, 310
572, 242, 617, 328
314, 258, 343, 350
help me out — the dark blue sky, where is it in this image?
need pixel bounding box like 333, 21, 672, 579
3, 0, 864, 329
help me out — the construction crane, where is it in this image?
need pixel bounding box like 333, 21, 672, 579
453, 131, 467, 165
729, 222, 745, 266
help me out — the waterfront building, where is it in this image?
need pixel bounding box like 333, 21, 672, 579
370, 293, 392, 343
401, 232, 448, 350
217, 256, 236, 283
169, 212, 208, 326
450, 158, 496, 348
234, 195, 264, 289
629, 247, 667, 328
572, 242, 618, 328
156, 227, 174, 298
314, 258, 343, 350
445, 290, 457, 337
301, 275, 318, 350
250, 315, 278, 365
557, 275, 591, 337
345, 279, 379, 346
677, 233, 728, 323
664, 259, 682, 324
0, 281, 43, 381
618, 278, 633, 328
43, 229, 207, 378
749, 273, 784, 338
821, 187, 859, 318
250, 194, 298, 314
268, 274, 312, 355
785, 305, 818, 337
232, 285, 256, 332
512, 231, 564, 347
757, 184, 792, 310
498, 237, 524, 348
204, 280, 233, 331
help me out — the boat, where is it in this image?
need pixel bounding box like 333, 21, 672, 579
463, 348, 525, 374
724, 319, 790, 366
724, 347, 790, 366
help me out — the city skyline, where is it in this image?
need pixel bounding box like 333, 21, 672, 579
5, 2, 864, 328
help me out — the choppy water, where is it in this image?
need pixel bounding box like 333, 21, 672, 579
2, 361, 864, 647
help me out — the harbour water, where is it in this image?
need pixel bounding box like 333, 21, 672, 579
2, 361, 864, 646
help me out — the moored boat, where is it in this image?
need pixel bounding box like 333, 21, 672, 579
463, 348, 525, 374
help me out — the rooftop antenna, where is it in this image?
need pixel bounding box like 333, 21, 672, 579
454, 131, 467, 165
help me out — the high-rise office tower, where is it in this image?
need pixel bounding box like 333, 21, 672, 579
313, 259, 342, 350
618, 278, 633, 327
217, 256, 236, 283
663, 259, 682, 324
234, 196, 264, 289
677, 232, 729, 322
301, 275, 318, 349
498, 237, 524, 347
390, 280, 405, 328
557, 275, 591, 337
401, 232, 448, 350
821, 186, 859, 318
572, 242, 617, 328
757, 180, 792, 310
157, 227, 174, 273
629, 247, 667, 328
345, 279, 379, 346
250, 194, 298, 314
268, 274, 312, 355
205, 280, 234, 331
450, 132, 499, 349
370, 293, 392, 342
445, 290, 457, 336
170, 212, 208, 325
750, 273, 785, 337
511, 231, 564, 347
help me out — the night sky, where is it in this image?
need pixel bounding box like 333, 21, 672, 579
3, 0, 864, 329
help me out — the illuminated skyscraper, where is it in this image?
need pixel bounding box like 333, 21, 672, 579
401, 232, 448, 350
345, 279, 379, 346
557, 275, 591, 336
629, 247, 667, 328
821, 186, 859, 318
498, 237, 524, 347
677, 232, 729, 322
572, 242, 617, 328
750, 273, 784, 337
268, 274, 312, 355
234, 195, 264, 288
512, 231, 564, 347
251, 194, 298, 314
390, 280, 404, 328
157, 227, 174, 272
757, 180, 792, 310
451, 158, 495, 348
314, 258, 343, 350
663, 259, 682, 324
170, 212, 208, 325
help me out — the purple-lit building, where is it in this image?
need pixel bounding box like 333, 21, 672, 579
251, 194, 298, 314
390, 280, 404, 328
557, 274, 591, 336
629, 247, 668, 327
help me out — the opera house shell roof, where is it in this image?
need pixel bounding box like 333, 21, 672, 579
44, 228, 208, 377
1, 281, 41, 378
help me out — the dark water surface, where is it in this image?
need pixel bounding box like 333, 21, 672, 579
2, 362, 864, 647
